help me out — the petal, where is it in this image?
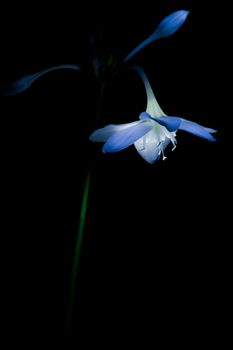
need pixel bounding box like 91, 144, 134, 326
153, 10, 190, 40
150, 116, 182, 132
102, 121, 153, 153
134, 126, 171, 163
179, 118, 217, 141
0, 64, 80, 95
89, 121, 141, 142
145, 113, 217, 141
139, 112, 153, 120
124, 10, 189, 62
134, 129, 160, 163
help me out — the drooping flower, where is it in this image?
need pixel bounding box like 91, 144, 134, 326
89, 66, 216, 164
124, 10, 190, 62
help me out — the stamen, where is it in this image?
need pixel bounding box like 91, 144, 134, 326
160, 144, 167, 160
170, 134, 177, 151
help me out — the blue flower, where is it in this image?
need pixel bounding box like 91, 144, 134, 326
124, 10, 190, 62
90, 66, 216, 164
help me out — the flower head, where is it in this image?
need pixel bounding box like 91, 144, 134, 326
90, 66, 216, 164
124, 10, 190, 62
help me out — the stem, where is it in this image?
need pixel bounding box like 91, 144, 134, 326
65, 78, 107, 343
65, 169, 91, 339
96, 81, 106, 121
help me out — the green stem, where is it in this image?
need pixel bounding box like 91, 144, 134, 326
65, 79, 107, 342
65, 169, 91, 339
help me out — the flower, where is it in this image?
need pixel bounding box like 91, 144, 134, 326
89, 66, 216, 164
124, 10, 190, 62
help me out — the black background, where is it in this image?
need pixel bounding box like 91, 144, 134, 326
0, 0, 230, 347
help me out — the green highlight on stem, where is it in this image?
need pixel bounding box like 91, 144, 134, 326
65, 80, 106, 342
65, 169, 91, 338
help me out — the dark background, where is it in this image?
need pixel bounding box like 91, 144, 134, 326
0, 0, 230, 347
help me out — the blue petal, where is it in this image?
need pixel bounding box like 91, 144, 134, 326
153, 10, 190, 40
1, 64, 80, 95
179, 119, 217, 141
139, 112, 153, 120
152, 115, 217, 141
146, 115, 182, 132
102, 122, 153, 153
124, 10, 189, 62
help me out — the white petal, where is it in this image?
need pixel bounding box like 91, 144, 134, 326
134, 126, 162, 163
134, 125, 173, 163
89, 121, 140, 142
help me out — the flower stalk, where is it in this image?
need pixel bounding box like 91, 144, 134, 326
65, 77, 107, 341
65, 169, 91, 339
